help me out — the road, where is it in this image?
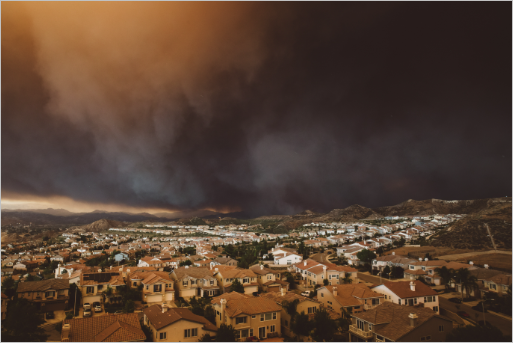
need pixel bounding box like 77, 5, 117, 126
439, 298, 512, 336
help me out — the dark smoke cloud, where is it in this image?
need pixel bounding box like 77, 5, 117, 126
2, 2, 511, 215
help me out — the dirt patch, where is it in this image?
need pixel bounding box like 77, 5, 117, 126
451, 253, 512, 272
384, 246, 479, 259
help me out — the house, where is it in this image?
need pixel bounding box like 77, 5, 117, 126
349, 302, 452, 342
273, 252, 303, 266
260, 288, 321, 337
250, 264, 289, 292
143, 304, 217, 342
80, 272, 125, 306
16, 279, 70, 313
372, 280, 440, 314
316, 284, 384, 314
482, 273, 511, 296
114, 253, 129, 262
61, 313, 146, 342
128, 271, 174, 305
211, 292, 282, 340
212, 257, 237, 267
171, 266, 220, 299
213, 266, 259, 295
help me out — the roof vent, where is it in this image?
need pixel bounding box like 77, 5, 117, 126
469, 261, 474, 265
392, 252, 395, 255
410, 281, 415, 292
424, 258, 428, 261
484, 264, 489, 269
260, 264, 264, 270
418, 257, 422, 261
304, 261, 307, 266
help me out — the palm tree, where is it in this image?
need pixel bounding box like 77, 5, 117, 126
434, 266, 455, 292
455, 268, 478, 300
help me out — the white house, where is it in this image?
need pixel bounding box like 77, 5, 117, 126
371, 280, 440, 314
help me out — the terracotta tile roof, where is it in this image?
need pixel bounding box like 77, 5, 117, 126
17, 279, 69, 293
250, 265, 275, 275
404, 269, 427, 275
260, 291, 320, 305
323, 284, 383, 307
488, 273, 512, 286
173, 267, 215, 280
214, 265, 257, 279
62, 313, 145, 342
322, 263, 358, 273
376, 281, 438, 298
211, 292, 281, 317
143, 305, 217, 332
352, 302, 448, 341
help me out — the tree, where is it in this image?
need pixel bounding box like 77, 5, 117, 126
391, 266, 404, 279
2, 277, 17, 298
199, 334, 213, 342
337, 307, 352, 332
382, 265, 391, 278
231, 278, 245, 293
312, 307, 338, 342
323, 278, 329, 286
376, 246, 384, 255
342, 275, 353, 284
2, 298, 49, 341
124, 300, 135, 313
26, 274, 38, 281
204, 305, 216, 325
140, 321, 153, 342
434, 266, 455, 291
215, 324, 237, 342
281, 299, 300, 316
61, 269, 68, 275
356, 249, 376, 265
290, 311, 314, 337
455, 268, 478, 300
446, 324, 510, 342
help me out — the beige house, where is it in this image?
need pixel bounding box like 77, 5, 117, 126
213, 266, 258, 295
292, 259, 326, 287
260, 288, 321, 336
171, 266, 220, 299
317, 284, 384, 315
16, 279, 70, 312
349, 302, 452, 342
250, 264, 289, 292
211, 292, 282, 340
483, 273, 511, 296
128, 271, 174, 305
80, 272, 126, 305
143, 304, 217, 342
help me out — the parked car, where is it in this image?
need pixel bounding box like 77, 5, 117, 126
46, 311, 55, 320
114, 310, 124, 314
457, 311, 469, 318
83, 309, 92, 317
93, 302, 102, 313
448, 297, 462, 304
301, 290, 311, 297
83, 302, 91, 310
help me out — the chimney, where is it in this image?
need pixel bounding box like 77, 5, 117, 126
408, 313, 418, 327
469, 261, 474, 266
484, 264, 489, 269
333, 287, 338, 296
127, 269, 130, 273
260, 264, 264, 270
220, 298, 227, 323
284, 252, 287, 257
185, 265, 189, 269
281, 287, 286, 296
215, 268, 219, 273
110, 266, 112, 270
304, 261, 307, 266
120, 266, 123, 272
410, 281, 415, 291
61, 323, 71, 342
272, 248, 274, 252
98, 269, 102, 273
418, 257, 422, 261
424, 258, 428, 261
392, 252, 395, 255
161, 304, 168, 313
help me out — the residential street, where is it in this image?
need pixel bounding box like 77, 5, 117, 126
438, 298, 512, 337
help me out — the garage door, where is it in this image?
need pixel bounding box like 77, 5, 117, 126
83, 295, 101, 304
268, 286, 280, 292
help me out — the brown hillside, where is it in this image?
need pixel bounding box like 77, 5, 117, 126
68, 219, 125, 233
430, 201, 512, 250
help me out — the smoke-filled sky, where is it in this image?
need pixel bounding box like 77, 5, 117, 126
2, 2, 511, 216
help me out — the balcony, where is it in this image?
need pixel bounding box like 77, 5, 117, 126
349, 325, 373, 338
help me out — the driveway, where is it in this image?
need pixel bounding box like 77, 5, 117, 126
439, 297, 512, 336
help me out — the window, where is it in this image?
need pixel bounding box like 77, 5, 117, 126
191, 280, 196, 285
398, 299, 401, 305
308, 307, 316, 314
433, 306, 439, 313
270, 325, 276, 333
86, 287, 94, 294
183, 281, 188, 287
133, 282, 137, 286
160, 332, 167, 339
45, 291, 55, 298
265, 313, 272, 321
243, 278, 249, 283
97, 285, 103, 290
249, 329, 253, 337
439, 325, 444, 332
210, 280, 214, 286
184, 328, 197, 338
236, 316, 247, 324
260, 314, 264, 322
321, 292, 324, 297
273, 312, 277, 320
372, 298, 379, 305
146, 285, 149, 290
369, 324, 373, 331
154, 285, 162, 292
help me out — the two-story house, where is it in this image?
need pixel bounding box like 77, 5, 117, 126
171, 266, 220, 299
250, 264, 289, 293
372, 281, 440, 314
349, 302, 452, 342
292, 259, 328, 287
213, 266, 258, 295
316, 284, 384, 315
260, 288, 321, 337
16, 279, 70, 313
80, 272, 125, 306
128, 271, 174, 305
143, 305, 217, 342
211, 292, 282, 340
